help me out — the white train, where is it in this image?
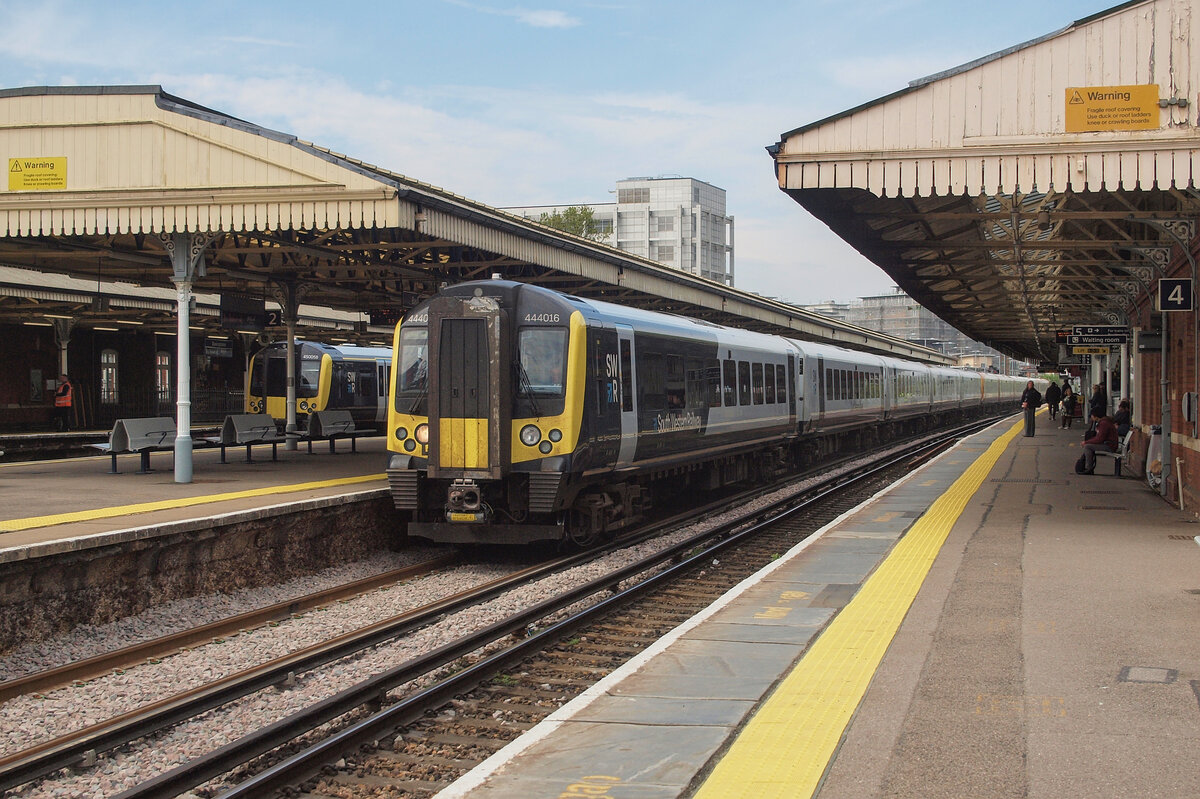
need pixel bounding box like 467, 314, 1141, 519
386, 281, 1040, 546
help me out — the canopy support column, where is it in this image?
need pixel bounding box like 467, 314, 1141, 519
163, 232, 215, 484
273, 282, 308, 450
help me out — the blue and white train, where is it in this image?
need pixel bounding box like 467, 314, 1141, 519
386, 280, 1039, 546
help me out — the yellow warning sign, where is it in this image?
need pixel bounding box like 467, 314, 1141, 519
1065, 85, 1159, 132
7, 157, 67, 191
1073, 346, 1110, 355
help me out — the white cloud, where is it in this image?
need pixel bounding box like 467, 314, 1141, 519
440, 0, 581, 29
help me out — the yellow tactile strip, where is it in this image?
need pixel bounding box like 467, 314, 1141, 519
0, 474, 386, 533
694, 419, 1024, 799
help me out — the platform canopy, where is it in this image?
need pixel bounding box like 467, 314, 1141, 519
771, 0, 1200, 364
0, 85, 943, 363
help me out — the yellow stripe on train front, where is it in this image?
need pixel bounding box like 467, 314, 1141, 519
440, 418, 488, 468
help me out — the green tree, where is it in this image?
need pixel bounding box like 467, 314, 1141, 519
538, 206, 610, 243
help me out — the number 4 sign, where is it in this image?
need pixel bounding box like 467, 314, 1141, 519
1159, 278, 1194, 311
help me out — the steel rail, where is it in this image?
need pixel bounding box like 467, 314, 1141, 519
0, 554, 460, 704
121, 417, 1003, 799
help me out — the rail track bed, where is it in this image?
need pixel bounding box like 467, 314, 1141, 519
0, 419, 999, 798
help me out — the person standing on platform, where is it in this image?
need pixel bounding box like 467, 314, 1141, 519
1044, 380, 1061, 421
1020, 380, 1042, 437
1060, 384, 1078, 429
53, 373, 74, 432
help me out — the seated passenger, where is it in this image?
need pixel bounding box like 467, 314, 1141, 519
1079, 409, 1119, 475
1113, 399, 1132, 438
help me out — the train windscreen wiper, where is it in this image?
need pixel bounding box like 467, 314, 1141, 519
517, 361, 542, 417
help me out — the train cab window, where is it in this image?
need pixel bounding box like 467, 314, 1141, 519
764, 364, 775, 404
738, 361, 751, 405
395, 327, 428, 413
751, 363, 764, 404
776, 365, 788, 403
299, 356, 321, 398
620, 340, 633, 412
518, 328, 567, 396
723, 359, 737, 406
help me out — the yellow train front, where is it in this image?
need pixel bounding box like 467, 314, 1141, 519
387, 281, 597, 545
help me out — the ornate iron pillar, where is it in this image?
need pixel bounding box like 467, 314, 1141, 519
161, 232, 214, 483
272, 281, 309, 450
51, 318, 73, 377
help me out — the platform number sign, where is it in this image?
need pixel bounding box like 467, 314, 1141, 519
1158, 278, 1194, 312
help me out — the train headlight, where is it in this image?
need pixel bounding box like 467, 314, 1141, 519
415, 424, 429, 445
403, 439, 416, 452
395, 426, 408, 441
520, 424, 542, 447
299, 401, 309, 411
548, 428, 562, 443
539, 441, 553, 454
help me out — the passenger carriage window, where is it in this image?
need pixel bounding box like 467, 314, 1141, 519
639, 351, 666, 412
751, 363, 764, 405
723, 359, 737, 407
705, 359, 721, 407
826, 369, 834, 401
665, 354, 685, 410
620, 340, 633, 412
738, 361, 751, 405
778, 365, 788, 403
764, 363, 775, 404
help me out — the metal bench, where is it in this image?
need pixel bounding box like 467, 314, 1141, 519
1093, 430, 1135, 476
302, 409, 371, 454
204, 414, 286, 464
89, 417, 176, 474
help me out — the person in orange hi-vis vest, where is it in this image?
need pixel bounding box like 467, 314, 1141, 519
53, 373, 74, 431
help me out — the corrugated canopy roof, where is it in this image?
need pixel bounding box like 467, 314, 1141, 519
0, 85, 945, 362
771, 0, 1200, 363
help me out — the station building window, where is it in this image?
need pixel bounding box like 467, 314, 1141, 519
156, 351, 171, 402
100, 349, 119, 405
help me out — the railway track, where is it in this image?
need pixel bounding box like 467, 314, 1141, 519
126, 419, 997, 799
0, 417, 1002, 798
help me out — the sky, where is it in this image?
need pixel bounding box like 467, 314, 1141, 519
0, 0, 1111, 306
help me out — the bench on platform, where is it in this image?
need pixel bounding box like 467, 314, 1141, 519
89, 417, 176, 474
301, 409, 371, 454
1093, 430, 1135, 476
204, 414, 286, 464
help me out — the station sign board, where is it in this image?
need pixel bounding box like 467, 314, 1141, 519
8, 156, 67, 191
1073, 346, 1110, 355
1071, 325, 1126, 337
1068, 335, 1127, 346
1158, 278, 1194, 312
1065, 85, 1159, 132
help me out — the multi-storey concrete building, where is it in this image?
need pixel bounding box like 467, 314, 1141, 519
504, 176, 735, 286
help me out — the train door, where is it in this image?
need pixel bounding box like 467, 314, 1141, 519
376, 363, 389, 423
787, 353, 799, 428
616, 324, 637, 468
816, 356, 826, 423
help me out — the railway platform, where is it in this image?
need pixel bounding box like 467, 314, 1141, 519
437, 414, 1200, 799
0, 434, 390, 553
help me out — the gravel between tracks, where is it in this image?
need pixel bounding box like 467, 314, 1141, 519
0, 443, 922, 799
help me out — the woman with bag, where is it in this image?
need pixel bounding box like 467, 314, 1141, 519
1020, 380, 1042, 437
1060, 384, 1078, 429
